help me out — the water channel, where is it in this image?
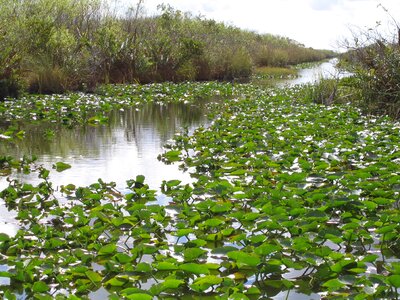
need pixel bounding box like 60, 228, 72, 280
0, 59, 343, 299
0, 100, 212, 234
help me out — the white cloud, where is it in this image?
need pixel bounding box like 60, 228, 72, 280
120, 0, 400, 50
201, 3, 216, 13
310, 0, 340, 11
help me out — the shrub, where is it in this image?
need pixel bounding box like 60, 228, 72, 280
0, 0, 336, 95
0, 76, 21, 100
340, 24, 400, 118
28, 63, 68, 94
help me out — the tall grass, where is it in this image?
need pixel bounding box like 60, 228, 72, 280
0, 0, 336, 97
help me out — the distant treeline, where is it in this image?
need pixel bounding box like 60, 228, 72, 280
0, 0, 336, 97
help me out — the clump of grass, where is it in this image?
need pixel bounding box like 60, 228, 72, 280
304, 77, 339, 105
28, 65, 68, 94
251, 66, 297, 86
301, 75, 360, 107
254, 66, 298, 78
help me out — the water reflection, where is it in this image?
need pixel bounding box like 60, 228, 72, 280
0, 99, 211, 192
277, 58, 351, 87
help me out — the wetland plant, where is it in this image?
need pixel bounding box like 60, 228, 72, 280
1, 84, 400, 299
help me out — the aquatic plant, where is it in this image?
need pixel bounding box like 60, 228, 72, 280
0, 82, 245, 127
160, 85, 400, 299
1, 84, 400, 299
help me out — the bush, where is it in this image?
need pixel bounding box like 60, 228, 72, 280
228, 49, 253, 80
340, 17, 400, 118
350, 44, 400, 118
0, 76, 21, 100
0, 0, 336, 96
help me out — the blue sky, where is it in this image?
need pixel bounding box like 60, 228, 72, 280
119, 0, 399, 50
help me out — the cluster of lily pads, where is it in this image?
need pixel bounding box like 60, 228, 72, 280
1, 83, 400, 299
0, 82, 242, 128
160, 86, 400, 299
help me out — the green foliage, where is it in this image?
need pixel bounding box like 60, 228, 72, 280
0, 0, 24, 99
0, 0, 335, 95
252, 66, 298, 86
2, 83, 400, 299
302, 77, 339, 105
340, 22, 400, 118
0, 81, 239, 127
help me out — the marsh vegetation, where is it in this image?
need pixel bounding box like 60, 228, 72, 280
0, 0, 335, 98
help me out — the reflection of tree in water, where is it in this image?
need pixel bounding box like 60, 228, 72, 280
0, 98, 212, 159
108, 99, 210, 155
0, 121, 113, 158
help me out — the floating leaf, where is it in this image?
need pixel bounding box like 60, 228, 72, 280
105, 277, 126, 287
203, 218, 224, 227
98, 244, 117, 256
32, 281, 50, 293
388, 275, 400, 288
246, 286, 261, 295
165, 179, 181, 188
183, 248, 206, 261
136, 175, 145, 185
176, 228, 193, 237
164, 150, 181, 162
53, 161, 71, 172
114, 253, 132, 264
154, 262, 179, 271
125, 294, 153, 300
179, 263, 210, 275
210, 202, 232, 213
85, 271, 102, 283
160, 279, 185, 290
227, 251, 260, 268
322, 278, 346, 291
0, 233, 10, 242
0, 271, 11, 278
255, 243, 281, 256
190, 275, 223, 292
376, 224, 397, 234
136, 263, 152, 273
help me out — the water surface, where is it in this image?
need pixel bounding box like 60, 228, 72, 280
278, 58, 350, 86
0, 101, 211, 190
0, 60, 342, 299
0, 60, 340, 231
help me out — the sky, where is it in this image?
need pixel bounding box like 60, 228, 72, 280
119, 0, 400, 51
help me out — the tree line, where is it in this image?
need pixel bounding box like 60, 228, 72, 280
0, 0, 336, 98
